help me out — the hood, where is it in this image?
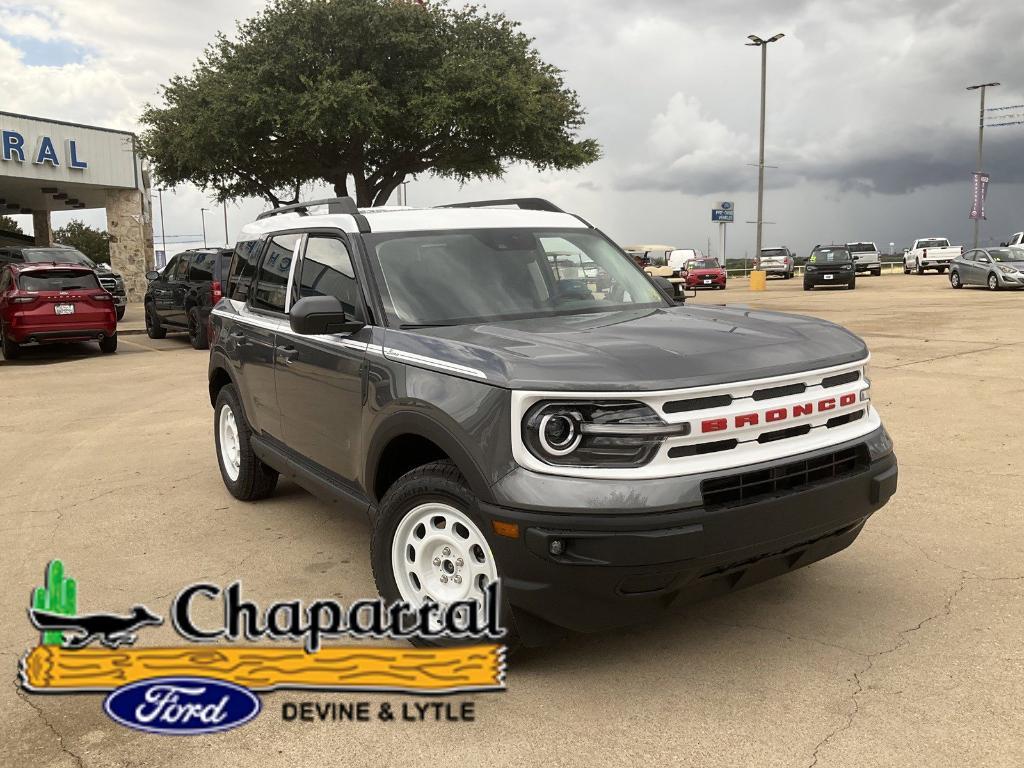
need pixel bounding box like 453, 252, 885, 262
382, 305, 867, 391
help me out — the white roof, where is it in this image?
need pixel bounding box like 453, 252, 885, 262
239, 205, 588, 239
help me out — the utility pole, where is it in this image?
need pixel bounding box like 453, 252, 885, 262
966, 82, 999, 248
200, 207, 209, 248
222, 200, 229, 246
746, 33, 784, 262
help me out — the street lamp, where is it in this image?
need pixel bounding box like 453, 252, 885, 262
746, 33, 785, 264
200, 207, 211, 248
152, 188, 168, 266
966, 81, 999, 248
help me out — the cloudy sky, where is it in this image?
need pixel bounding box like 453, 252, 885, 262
2, 0, 1023, 258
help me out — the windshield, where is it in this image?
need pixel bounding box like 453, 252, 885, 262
18, 270, 100, 291
22, 248, 95, 268
810, 248, 852, 264
847, 243, 877, 253
686, 259, 721, 270
917, 239, 949, 249
988, 249, 1022, 263
365, 229, 667, 327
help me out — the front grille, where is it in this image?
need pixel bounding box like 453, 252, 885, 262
700, 444, 869, 509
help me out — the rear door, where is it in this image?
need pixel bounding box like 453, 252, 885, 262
239, 232, 301, 439
165, 253, 192, 326
276, 232, 370, 485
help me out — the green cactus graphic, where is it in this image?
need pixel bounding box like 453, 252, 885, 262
32, 560, 77, 645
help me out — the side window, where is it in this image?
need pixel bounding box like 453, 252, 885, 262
173, 254, 191, 280
251, 233, 298, 313
163, 255, 179, 279
294, 236, 364, 321
188, 252, 214, 281
227, 240, 262, 301
977, 252, 991, 264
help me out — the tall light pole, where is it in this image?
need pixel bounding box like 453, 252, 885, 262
200, 207, 210, 248
966, 82, 999, 248
746, 33, 784, 263
222, 200, 229, 246
153, 188, 167, 266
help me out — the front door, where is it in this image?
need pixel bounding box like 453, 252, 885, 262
276, 233, 369, 487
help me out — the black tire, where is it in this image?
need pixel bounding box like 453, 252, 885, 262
188, 307, 210, 350
938, 266, 947, 274
916, 264, 925, 275
848, 280, 856, 290
116, 306, 126, 321
872, 268, 881, 277
1, 322, 19, 360
214, 384, 278, 501
145, 302, 166, 339
988, 273, 1000, 291
950, 271, 962, 289
903, 260, 911, 275
371, 460, 519, 650
99, 333, 118, 353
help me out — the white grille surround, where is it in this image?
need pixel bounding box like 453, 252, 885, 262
510, 356, 878, 480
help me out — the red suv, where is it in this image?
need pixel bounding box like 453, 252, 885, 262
0, 263, 118, 359
680, 257, 728, 289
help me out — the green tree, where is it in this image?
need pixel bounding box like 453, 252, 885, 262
139, 0, 599, 207
53, 220, 111, 264
0, 215, 23, 234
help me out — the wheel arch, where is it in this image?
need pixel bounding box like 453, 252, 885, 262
366, 411, 495, 507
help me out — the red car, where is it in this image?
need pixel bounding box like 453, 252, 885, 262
680, 257, 728, 289
0, 263, 118, 359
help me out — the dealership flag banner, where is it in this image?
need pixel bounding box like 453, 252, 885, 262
969, 172, 990, 220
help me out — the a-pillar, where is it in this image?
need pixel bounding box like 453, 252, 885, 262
106, 189, 155, 301
32, 211, 52, 246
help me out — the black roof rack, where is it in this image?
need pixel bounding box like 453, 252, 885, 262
256, 197, 360, 220
255, 196, 370, 233
438, 198, 566, 213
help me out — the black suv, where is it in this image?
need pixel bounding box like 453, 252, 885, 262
144, 248, 232, 348
208, 198, 897, 647
804, 245, 856, 291
0, 245, 128, 319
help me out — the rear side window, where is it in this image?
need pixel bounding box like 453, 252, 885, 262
294, 236, 363, 321
251, 233, 298, 313
227, 240, 262, 301
188, 252, 215, 281
19, 270, 100, 291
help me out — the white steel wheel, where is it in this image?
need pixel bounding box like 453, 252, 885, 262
218, 403, 241, 482
391, 502, 498, 620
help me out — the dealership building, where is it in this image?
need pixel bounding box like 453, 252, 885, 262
0, 111, 155, 300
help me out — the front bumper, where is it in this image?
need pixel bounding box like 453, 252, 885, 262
481, 430, 897, 645
804, 271, 855, 286
684, 274, 727, 288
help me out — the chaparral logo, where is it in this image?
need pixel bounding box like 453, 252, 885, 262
701, 392, 859, 434
104, 677, 261, 735
21, 561, 505, 735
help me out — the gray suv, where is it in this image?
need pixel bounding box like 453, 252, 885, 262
208, 197, 898, 647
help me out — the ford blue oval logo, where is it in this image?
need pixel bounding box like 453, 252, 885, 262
103, 677, 260, 735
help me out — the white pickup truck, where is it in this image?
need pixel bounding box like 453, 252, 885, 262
904, 237, 961, 275
1005, 232, 1024, 255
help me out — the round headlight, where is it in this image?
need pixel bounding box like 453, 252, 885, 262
538, 413, 581, 456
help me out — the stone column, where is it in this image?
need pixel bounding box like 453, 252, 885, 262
32, 210, 52, 246
106, 188, 155, 302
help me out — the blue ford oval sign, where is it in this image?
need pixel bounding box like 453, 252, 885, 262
103, 677, 260, 735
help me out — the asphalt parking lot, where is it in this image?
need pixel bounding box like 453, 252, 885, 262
2, 273, 1022, 768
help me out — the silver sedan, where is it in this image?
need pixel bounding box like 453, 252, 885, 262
949, 248, 1024, 290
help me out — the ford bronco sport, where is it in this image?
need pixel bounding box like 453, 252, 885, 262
208, 197, 898, 647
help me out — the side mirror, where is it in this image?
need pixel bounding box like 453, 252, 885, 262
1000, 242, 1008, 247
289, 295, 364, 335
651, 275, 685, 304
145, 271, 160, 281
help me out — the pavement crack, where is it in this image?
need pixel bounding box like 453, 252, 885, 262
12, 673, 84, 768
803, 571, 969, 768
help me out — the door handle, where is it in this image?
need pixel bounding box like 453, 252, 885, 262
275, 345, 298, 365
228, 330, 247, 347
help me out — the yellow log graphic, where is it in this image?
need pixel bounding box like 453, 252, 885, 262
21, 644, 505, 693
